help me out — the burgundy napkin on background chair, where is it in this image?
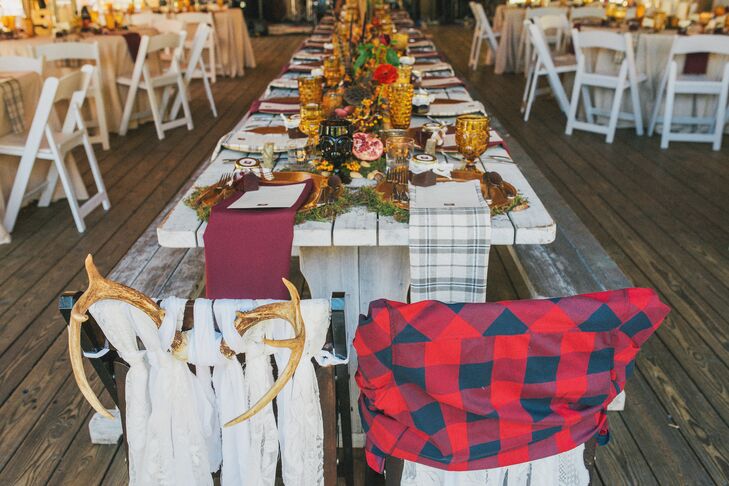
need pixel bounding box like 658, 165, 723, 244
203, 180, 313, 299
683, 52, 710, 75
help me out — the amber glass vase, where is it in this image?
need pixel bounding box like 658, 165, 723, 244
297, 76, 324, 105
388, 83, 414, 130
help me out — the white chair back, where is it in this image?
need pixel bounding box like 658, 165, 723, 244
152, 17, 185, 34
468, 2, 500, 69
175, 11, 214, 27
33, 41, 109, 150
570, 6, 607, 21
170, 22, 217, 118
668, 34, 729, 56
572, 28, 628, 57
535, 14, 570, 52
0, 56, 44, 74
128, 11, 160, 26
526, 22, 572, 114
526, 6, 568, 19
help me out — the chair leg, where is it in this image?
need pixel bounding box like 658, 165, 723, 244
146, 84, 167, 140
208, 43, 217, 83
581, 86, 595, 124
565, 72, 582, 136
629, 78, 644, 136
38, 163, 59, 207
661, 72, 677, 149
93, 82, 110, 150
201, 64, 218, 118
524, 70, 540, 122
177, 76, 195, 131
712, 80, 728, 151
82, 131, 111, 211
606, 75, 626, 144
118, 82, 138, 137
51, 149, 86, 233
469, 29, 479, 69
2, 147, 42, 232
473, 35, 483, 70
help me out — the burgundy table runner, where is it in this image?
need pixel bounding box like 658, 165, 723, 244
105, 31, 142, 60
203, 180, 313, 299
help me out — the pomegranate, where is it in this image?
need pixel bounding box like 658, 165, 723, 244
352, 132, 384, 161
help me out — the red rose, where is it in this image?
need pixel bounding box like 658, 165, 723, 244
373, 63, 398, 84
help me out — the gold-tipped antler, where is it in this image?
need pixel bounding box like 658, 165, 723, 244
68, 255, 165, 419
224, 278, 306, 427
68, 255, 306, 428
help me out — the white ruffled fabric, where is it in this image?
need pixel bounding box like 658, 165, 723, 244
89, 297, 334, 486
400, 444, 588, 486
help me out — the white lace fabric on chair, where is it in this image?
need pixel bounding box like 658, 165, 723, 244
400, 443, 588, 486
89, 297, 332, 486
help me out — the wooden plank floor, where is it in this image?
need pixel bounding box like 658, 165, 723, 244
428, 25, 729, 486
0, 29, 727, 486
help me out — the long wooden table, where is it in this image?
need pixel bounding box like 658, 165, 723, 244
156, 25, 556, 444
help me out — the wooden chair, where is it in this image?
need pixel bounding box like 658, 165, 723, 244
468, 2, 501, 70
522, 22, 576, 121
0, 55, 44, 74
565, 29, 644, 143
0, 65, 110, 233
34, 41, 110, 150
170, 23, 218, 120
647, 35, 729, 151
59, 272, 354, 485
176, 11, 219, 83
117, 32, 194, 140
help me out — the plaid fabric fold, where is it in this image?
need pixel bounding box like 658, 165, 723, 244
0, 77, 26, 134
408, 180, 491, 304
354, 288, 670, 473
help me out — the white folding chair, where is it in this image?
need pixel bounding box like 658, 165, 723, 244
0, 55, 44, 74
522, 22, 576, 121
117, 32, 194, 140
34, 42, 110, 150
535, 13, 570, 54
176, 12, 219, 82
0, 65, 110, 233
569, 6, 607, 23
170, 23, 218, 119
518, 7, 568, 75
648, 35, 729, 151
565, 29, 644, 143
468, 2, 501, 70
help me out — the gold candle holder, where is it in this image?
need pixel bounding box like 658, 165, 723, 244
322, 90, 343, 118
300, 103, 323, 147
653, 11, 667, 31
323, 57, 343, 87
455, 114, 490, 171
385, 136, 415, 169
298, 76, 324, 104
388, 82, 414, 130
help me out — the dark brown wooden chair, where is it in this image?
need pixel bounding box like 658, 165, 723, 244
59, 291, 354, 486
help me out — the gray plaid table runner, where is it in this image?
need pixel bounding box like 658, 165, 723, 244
408, 180, 492, 304
0, 77, 26, 134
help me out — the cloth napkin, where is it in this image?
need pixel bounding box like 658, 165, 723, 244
203, 180, 313, 299
408, 180, 491, 303
683, 52, 710, 75
249, 99, 300, 115
420, 76, 465, 89
0, 77, 25, 134
285, 63, 322, 73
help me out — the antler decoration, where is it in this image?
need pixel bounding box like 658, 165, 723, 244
68, 255, 306, 428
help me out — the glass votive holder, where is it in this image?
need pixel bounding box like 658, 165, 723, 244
388, 83, 414, 129
297, 75, 324, 105
385, 136, 415, 169
322, 90, 344, 118
300, 103, 323, 146
323, 57, 343, 87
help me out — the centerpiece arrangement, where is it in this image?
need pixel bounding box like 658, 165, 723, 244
186, 0, 528, 224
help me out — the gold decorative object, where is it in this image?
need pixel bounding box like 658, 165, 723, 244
388, 82, 414, 129
323, 57, 343, 87
392, 32, 409, 53
68, 255, 306, 427
455, 114, 490, 171
297, 75, 324, 105
299, 103, 323, 146
653, 10, 667, 31
396, 65, 413, 84
322, 90, 343, 117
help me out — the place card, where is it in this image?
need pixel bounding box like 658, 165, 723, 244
228, 184, 306, 209
412, 181, 484, 209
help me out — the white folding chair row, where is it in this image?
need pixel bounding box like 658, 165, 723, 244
569, 6, 607, 22
648, 35, 729, 151
0, 55, 44, 74
565, 29, 645, 143
519, 7, 568, 76
171, 23, 218, 119
117, 32, 194, 140
468, 2, 501, 70
522, 22, 576, 121
33, 41, 110, 150
0, 65, 110, 233
176, 11, 220, 82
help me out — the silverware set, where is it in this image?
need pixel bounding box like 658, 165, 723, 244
385, 166, 410, 203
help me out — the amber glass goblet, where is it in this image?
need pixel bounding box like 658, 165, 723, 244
323, 57, 343, 87
388, 83, 414, 130
300, 103, 323, 147
455, 114, 490, 171
298, 76, 324, 105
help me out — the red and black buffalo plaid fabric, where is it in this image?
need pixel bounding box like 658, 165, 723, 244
354, 288, 669, 473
